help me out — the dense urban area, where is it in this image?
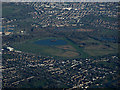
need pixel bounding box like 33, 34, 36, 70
1, 2, 120, 89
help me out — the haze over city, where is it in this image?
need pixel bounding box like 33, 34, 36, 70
1, 0, 120, 89
1, 0, 120, 2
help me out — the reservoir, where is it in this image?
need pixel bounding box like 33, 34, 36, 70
35, 39, 67, 46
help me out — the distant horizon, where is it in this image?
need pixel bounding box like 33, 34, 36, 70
1, 0, 120, 2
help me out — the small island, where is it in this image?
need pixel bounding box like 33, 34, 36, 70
51, 39, 57, 42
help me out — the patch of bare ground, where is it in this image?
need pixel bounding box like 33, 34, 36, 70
76, 29, 94, 32
56, 51, 79, 57
56, 45, 76, 51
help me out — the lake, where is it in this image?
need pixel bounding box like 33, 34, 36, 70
34, 39, 67, 46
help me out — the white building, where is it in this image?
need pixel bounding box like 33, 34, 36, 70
7, 47, 14, 51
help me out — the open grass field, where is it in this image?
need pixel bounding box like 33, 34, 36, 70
82, 38, 118, 56
12, 37, 87, 58
12, 36, 118, 59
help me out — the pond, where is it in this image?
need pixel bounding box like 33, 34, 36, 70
34, 39, 67, 46
8, 30, 14, 32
